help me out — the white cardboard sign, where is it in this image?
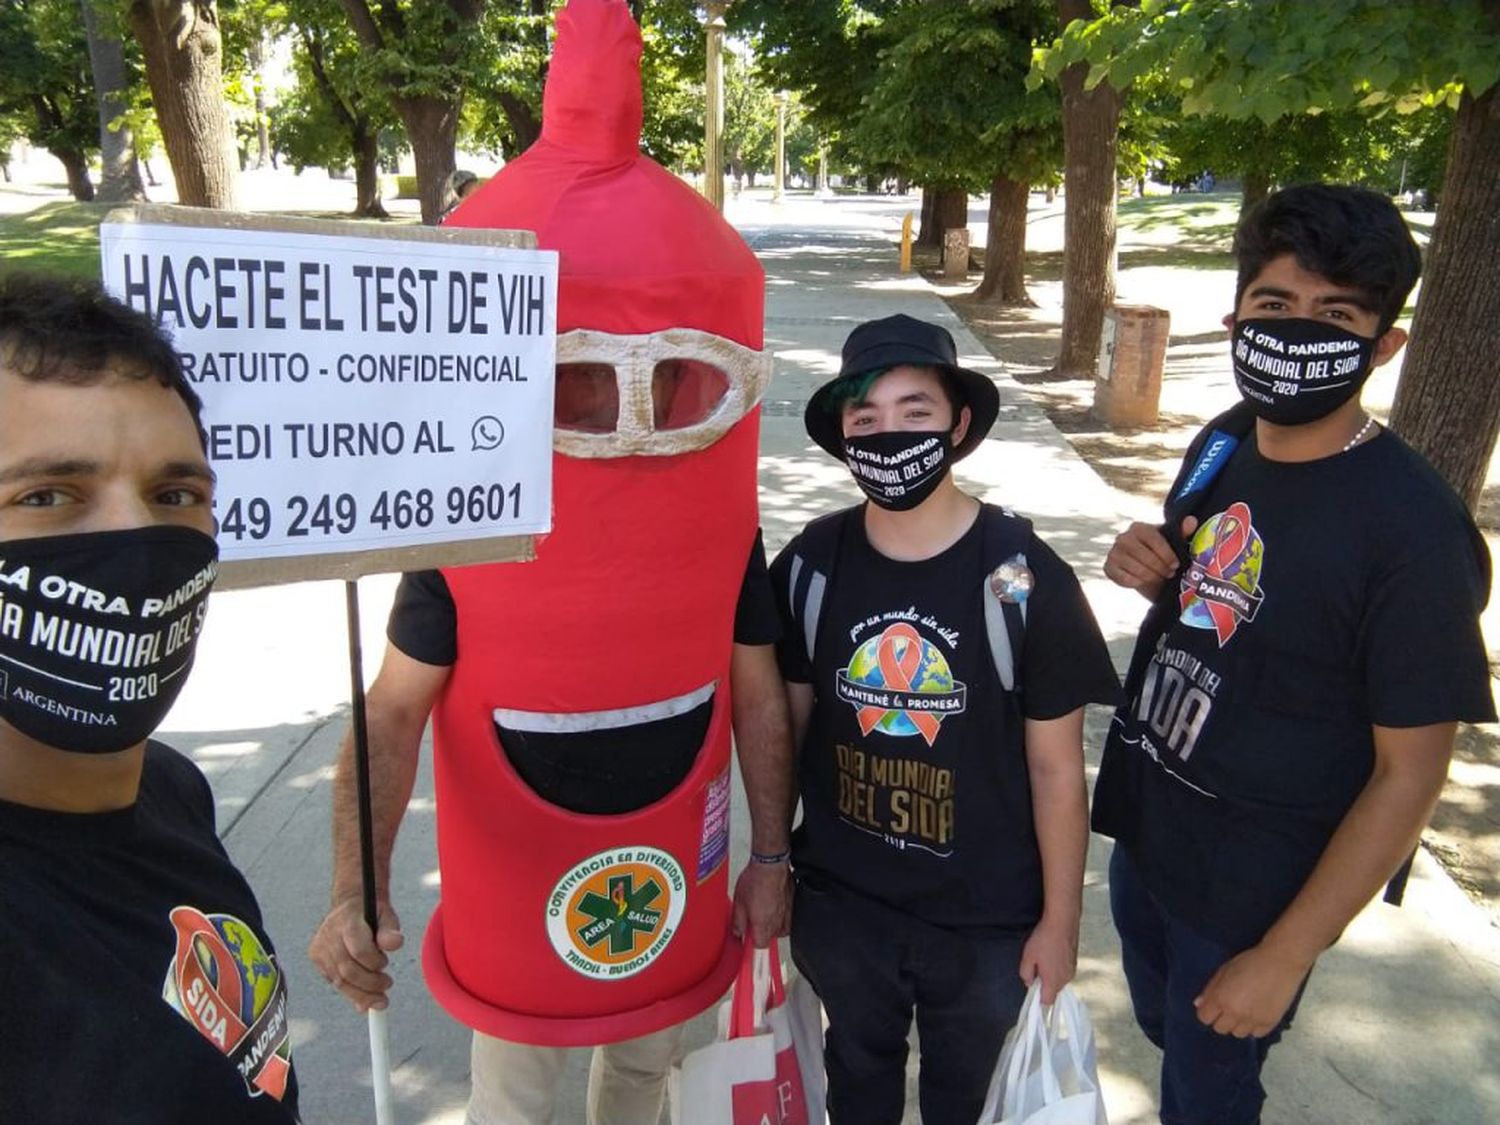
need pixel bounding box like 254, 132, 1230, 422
99, 208, 558, 586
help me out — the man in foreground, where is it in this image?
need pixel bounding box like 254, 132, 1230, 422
0, 275, 300, 1122
1096, 183, 1495, 1123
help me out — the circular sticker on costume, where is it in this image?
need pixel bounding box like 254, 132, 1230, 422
546, 846, 687, 979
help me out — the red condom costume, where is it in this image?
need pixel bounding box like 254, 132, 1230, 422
425, 0, 769, 1046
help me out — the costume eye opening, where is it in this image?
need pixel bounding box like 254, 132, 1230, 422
555, 363, 620, 433
652, 358, 729, 431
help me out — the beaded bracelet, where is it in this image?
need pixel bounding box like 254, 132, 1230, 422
749, 849, 791, 865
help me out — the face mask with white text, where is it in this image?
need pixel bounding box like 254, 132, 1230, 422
0, 526, 218, 754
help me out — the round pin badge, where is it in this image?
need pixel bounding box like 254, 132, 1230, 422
989, 556, 1035, 604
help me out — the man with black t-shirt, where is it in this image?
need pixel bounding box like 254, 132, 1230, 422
0, 276, 300, 1123
1096, 184, 1495, 1124
768, 314, 1120, 1125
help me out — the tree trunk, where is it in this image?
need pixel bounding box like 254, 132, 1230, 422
80, 0, 147, 203
249, 36, 271, 169
1050, 0, 1125, 380
1240, 168, 1271, 216
919, 186, 968, 249
1389, 79, 1500, 512
975, 174, 1033, 304
917, 185, 938, 246
126, 1, 237, 208
55, 147, 96, 201
398, 95, 461, 225
352, 124, 388, 218
497, 91, 541, 154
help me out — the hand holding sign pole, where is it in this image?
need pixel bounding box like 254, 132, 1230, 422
101, 207, 558, 1124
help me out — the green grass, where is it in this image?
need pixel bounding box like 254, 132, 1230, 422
0, 201, 111, 280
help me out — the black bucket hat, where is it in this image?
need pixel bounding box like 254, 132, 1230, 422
804, 313, 1000, 462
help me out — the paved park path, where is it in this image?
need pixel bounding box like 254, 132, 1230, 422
147, 189, 1500, 1124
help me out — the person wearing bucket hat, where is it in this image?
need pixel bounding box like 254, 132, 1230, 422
766, 313, 1120, 1123
804, 313, 1000, 466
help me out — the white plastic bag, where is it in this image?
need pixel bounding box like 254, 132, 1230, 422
670, 944, 826, 1124
977, 981, 1108, 1125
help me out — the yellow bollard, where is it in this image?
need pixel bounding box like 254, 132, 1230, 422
900, 212, 914, 273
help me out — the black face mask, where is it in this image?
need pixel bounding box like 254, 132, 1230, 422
843, 431, 953, 511
1231, 317, 1377, 425
0, 526, 218, 755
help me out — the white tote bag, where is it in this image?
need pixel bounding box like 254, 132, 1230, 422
977, 981, 1108, 1125
670, 944, 826, 1125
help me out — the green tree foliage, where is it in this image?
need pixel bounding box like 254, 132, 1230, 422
332, 0, 488, 223
733, 0, 898, 142
721, 49, 777, 183
0, 0, 99, 200
272, 0, 400, 215
1035, 0, 1500, 507
1151, 108, 1452, 212
1037, 0, 1496, 122
458, 1, 709, 169
737, 0, 1061, 289
637, 0, 707, 168
850, 0, 1057, 191
458, 1, 549, 159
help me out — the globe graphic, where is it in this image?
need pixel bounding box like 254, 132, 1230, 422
847, 629, 956, 737
215, 916, 280, 1022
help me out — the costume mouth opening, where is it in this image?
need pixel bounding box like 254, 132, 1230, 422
493, 683, 715, 815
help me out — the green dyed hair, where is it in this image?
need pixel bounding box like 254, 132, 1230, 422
824, 364, 963, 416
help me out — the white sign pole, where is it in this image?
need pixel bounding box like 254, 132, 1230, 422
369, 1007, 395, 1125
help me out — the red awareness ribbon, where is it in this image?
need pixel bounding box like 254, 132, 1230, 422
1180, 501, 1253, 646
856, 623, 943, 745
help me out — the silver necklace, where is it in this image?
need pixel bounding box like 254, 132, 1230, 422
1343, 413, 1376, 453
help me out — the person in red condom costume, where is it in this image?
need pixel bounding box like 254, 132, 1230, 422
308, 2, 794, 1122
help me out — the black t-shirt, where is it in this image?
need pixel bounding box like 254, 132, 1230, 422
1094, 427, 1496, 950
0, 742, 300, 1124
388, 527, 780, 665
772, 504, 1121, 932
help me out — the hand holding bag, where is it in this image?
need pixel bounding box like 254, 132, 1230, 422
977, 980, 1108, 1125
671, 943, 825, 1124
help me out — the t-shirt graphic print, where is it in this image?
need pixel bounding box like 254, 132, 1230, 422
161, 905, 294, 1102
832, 609, 965, 857
837, 617, 967, 745
1178, 501, 1267, 646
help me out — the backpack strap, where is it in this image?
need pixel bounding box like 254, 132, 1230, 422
785, 507, 855, 667
980, 505, 1033, 694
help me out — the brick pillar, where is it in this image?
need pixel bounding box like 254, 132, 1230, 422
1094, 304, 1169, 428
942, 229, 970, 279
